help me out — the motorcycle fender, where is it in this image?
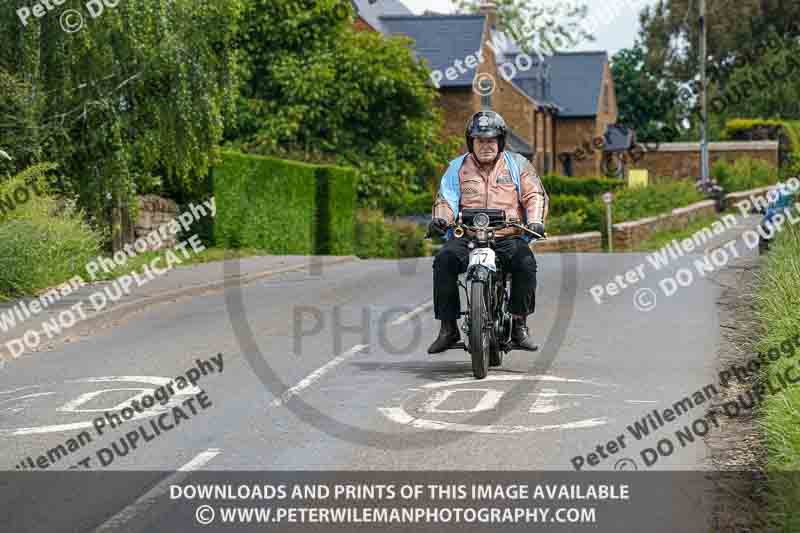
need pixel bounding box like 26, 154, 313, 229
467, 265, 491, 282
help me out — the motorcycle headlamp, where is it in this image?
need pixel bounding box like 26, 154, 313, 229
474, 213, 490, 228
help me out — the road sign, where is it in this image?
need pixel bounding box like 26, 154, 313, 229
602, 192, 613, 204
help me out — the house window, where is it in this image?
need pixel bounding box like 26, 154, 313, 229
481, 93, 492, 109
603, 83, 610, 113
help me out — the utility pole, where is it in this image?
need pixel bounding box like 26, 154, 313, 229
699, 0, 709, 188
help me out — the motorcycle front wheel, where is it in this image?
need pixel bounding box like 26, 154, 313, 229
469, 280, 490, 379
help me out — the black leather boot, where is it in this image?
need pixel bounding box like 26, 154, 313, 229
428, 320, 460, 354
511, 316, 539, 351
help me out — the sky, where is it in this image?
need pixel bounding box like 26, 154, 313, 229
398, 0, 660, 57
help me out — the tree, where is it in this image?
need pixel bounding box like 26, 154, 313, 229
231, 0, 461, 207
712, 35, 800, 121
452, 0, 593, 56
610, 44, 686, 143
0, 0, 244, 229
639, 0, 800, 85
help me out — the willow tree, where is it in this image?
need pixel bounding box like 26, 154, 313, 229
0, 0, 244, 234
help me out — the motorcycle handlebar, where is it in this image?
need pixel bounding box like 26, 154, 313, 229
424, 221, 546, 241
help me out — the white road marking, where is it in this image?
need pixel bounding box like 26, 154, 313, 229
527, 388, 594, 414
0, 376, 200, 436
382, 376, 612, 434
93, 448, 221, 533
390, 300, 433, 326
58, 388, 152, 413
421, 388, 505, 414
624, 400, 658, 404
269, 344, 369, 408
0, 391, 55, 406
379, 407, 608, 434
420, 374, 609, 389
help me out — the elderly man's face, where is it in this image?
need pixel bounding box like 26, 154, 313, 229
473, 136, 499, 164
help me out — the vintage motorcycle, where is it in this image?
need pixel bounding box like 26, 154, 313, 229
431, 208, 544, 379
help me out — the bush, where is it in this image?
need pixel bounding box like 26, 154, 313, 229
355, 209, 428, 258
575, 181, 704, 235
600, 181, 704, 224
547, 211, 590, 236
541, 174, 625, 197
213, 151, 356, 254
0, 164, 102, 299
723, 118, 800, 179
712, 157, 777, 192
549, 194, 592, 217
382, 190, 434, 216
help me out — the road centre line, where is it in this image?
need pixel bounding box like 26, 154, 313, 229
269, 344, 369, 408
269, 298, 433, 408
93, 448, 221, 533
390, 299, 433, 326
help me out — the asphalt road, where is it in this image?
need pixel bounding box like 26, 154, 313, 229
0, 227, 758, 532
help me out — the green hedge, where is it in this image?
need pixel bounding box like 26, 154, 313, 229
355, 209, 428, 258
712, 157, 778, 192
213, 151, 356, 254
316, 166, 357, 255
541, 174, 625, 197
724, 118, 800, 177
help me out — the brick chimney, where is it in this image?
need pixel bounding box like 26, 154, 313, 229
479, 0, 497, 30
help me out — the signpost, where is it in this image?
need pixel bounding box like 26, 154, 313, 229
602, 192, 614, 252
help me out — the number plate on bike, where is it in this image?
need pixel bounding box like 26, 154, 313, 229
469, 248, 497, 271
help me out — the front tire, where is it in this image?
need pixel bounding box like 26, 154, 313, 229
469, 280, 490, 379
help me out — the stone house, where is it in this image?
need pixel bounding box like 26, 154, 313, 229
351, 0, 618, 177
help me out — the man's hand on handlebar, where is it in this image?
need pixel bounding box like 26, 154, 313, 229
427, 217, 449, 237
525, 222, 545, 240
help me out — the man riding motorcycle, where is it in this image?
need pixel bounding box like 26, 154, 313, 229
427, 110, 549, 354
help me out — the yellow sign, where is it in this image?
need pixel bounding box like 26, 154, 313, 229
628, 169, 649, 188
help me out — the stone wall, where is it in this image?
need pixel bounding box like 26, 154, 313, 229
634, 141, 779, 181
438, 87, 478, 142
135, 194, 179, 250
611, 200, 717, 251
723, 186, 773, 210
533, 231, 602, 253
555, 117, 602, 177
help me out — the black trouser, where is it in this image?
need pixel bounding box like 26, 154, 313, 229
433, 237, 537, 321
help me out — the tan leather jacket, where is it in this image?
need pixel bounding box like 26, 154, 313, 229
432, 152, 549, 238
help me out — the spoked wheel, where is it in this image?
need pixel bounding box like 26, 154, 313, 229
469, 280, 490, 379
489, 280, 505, 367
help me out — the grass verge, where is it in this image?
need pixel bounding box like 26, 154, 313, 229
754, 221, 800, 530
90, 247, 271, 282
629, 214, 722, 252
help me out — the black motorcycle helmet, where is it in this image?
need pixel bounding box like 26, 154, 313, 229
465, 110, 507, 154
